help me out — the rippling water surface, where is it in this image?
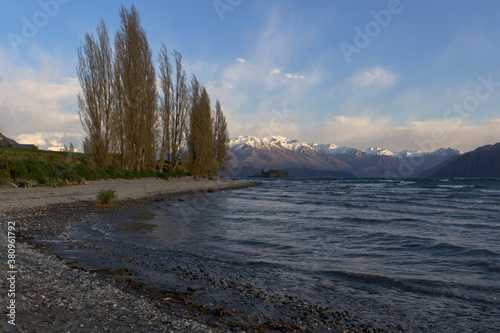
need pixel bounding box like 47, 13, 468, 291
72, 178, 500, 332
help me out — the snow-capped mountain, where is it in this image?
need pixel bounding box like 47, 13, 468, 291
227, 136, 462, 177
227, 136, 351, 176
316, 143, 461, 160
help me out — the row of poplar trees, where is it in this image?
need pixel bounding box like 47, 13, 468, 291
77, 4, 229, 178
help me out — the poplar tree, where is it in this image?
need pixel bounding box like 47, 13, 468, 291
158, 44, 173, 173
170, 50, 189, 171
114, 4, 157, 170
213, 100, 229, 177
188, 76, 214, 178
158, 47, 189, 172
77, 19, 114, 168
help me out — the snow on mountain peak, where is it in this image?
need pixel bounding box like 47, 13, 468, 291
229, 136, 462, 158
364, 147, 391, 155
312, 142, 338, 151
229, 135, 315, 152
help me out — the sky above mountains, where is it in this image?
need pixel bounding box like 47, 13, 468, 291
1, 0, 499, 152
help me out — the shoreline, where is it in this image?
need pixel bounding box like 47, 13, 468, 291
1, 177, 393, 332
0, 177, 259, 215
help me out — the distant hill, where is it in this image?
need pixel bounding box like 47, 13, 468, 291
418, 155, 461, 177
0, 133, 36, 150
431, 143, 500, 177
0, 133, 17, 147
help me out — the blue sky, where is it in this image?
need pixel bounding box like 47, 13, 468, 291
1, 0, 499, 152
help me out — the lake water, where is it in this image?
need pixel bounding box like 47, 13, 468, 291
66, 178, 500, 332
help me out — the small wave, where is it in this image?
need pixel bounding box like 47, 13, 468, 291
386, 187, 423, 194
397, 181, 416, 186
454, 199, 485, 204
322, 269, 500, 305
470, 260, 500, 273
371, 196, 414, 203
430, 242, 465, 252
437, 185, 469, 189
322, 269, 405, 288
466, 248, 499, 257
348, 183, 387, 188
295, 200, 330, 206
479, 189, 500, 195
388, 217, 422, 222
429, 243, 499, 258
237, 239, 294, 251
342, 217, 385, 224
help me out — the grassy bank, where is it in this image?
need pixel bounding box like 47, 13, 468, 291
0, 147, 187, 187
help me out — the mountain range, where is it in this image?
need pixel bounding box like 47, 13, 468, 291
225, 136, 464, 178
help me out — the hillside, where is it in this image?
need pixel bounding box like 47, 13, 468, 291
431, 143, 500, 177
418, 155, 461, 177
0, 147, 185, 187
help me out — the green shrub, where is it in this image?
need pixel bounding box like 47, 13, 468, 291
23, 159, 50, 182
96, 189, 117, 205
105, 166, 125, 179
0, 168, 10, 182
73, 164, 107, 181
49, 161, 79, 181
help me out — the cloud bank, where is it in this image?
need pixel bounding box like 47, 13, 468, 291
0, 46, 83, 150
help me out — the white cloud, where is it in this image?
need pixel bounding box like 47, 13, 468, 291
349, 66, 395, 89
0, 45, 82, 150
15, 131, 85, 150
285, 73, 305, 80
0, 80, 80, 134
18, 77, 80, 103
269, 68, 281, 75
236, 58, 246, 64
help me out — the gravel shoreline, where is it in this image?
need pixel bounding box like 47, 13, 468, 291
1, 177, 401, 333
